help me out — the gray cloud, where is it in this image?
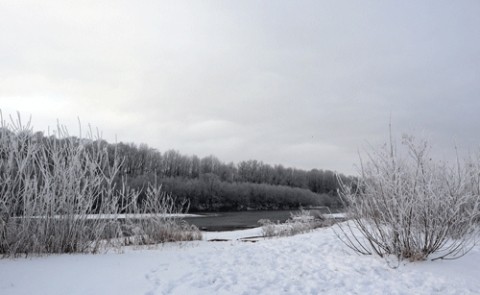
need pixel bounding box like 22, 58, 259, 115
1, 1, 480, 174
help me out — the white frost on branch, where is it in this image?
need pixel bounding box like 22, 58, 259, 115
336, 133, 480, 262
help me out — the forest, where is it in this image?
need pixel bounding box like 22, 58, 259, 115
5, 129, 350, 212
110, 141, 350, 211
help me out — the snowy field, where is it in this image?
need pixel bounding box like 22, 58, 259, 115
1, 224, 479, 295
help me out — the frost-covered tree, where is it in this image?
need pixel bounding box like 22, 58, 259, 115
0, 111, 200, 257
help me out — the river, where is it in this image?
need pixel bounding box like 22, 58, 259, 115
184, 208, 337, 231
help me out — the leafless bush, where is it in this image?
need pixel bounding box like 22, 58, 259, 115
0, 111, 200, 257
337, 133, 480, 262
0, 113, 115, 255
122, 184, 201, 245
258, 219, 277, 237
259, 209, 323, 237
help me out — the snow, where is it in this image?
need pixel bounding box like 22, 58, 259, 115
202, 227, 263, 241
1, 224, 479, 295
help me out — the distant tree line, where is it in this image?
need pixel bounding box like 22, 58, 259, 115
7, 130, 350, 212
110, 142, 350, 211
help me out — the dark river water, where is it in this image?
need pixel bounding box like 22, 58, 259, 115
184, 209, 335, 231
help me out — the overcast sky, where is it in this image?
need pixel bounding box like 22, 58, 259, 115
1, 1, 479, 174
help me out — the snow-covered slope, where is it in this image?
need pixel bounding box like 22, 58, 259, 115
1, 225, 479, 295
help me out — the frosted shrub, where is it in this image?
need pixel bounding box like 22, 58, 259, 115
258, 219, 277, 237
259, 209, 322, 237
0, 112, 200, 257
337, 134, 480, 261
123, 184, 201, 245
290, 209, 315, 223
0, 114, 119, 255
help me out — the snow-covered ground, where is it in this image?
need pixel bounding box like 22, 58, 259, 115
1, 224, 479, 295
